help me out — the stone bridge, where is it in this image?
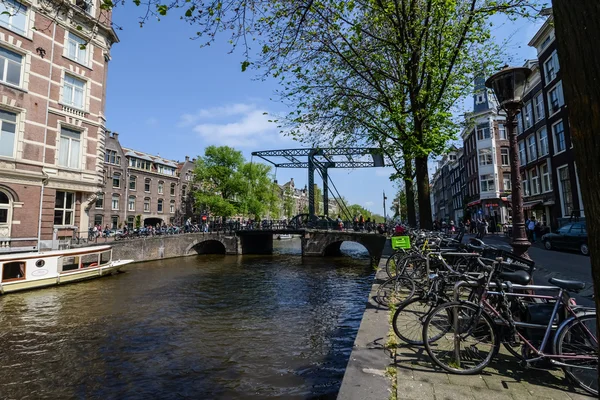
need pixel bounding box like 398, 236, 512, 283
107, 230, 387, 265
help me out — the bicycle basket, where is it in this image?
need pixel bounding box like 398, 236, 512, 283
391, 236, 411, 250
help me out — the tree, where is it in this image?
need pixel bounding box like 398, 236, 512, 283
193, 146, 246, 219
552, 0, 600, 381
239, 162, 279, 220
283, 186, 295, 219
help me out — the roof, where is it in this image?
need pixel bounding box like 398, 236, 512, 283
122, 148, 179, 168
0, 245, 112, 262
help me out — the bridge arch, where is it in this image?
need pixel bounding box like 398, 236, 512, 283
185, 238, 227, 255
321, 237, 371, 258
303, 231, 386, 266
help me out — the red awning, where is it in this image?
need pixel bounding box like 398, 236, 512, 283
467, 200, 481, 207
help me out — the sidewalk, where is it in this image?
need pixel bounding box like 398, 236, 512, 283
337, 258, 595, 400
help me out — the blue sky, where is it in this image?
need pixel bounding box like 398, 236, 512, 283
106, 4, 544, 217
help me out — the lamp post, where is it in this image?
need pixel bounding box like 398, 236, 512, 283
485, 66, 532, 259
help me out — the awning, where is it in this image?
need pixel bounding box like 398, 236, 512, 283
467, 200, 481, 207
523, 200, 543, 210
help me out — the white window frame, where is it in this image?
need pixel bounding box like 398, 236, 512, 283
523, 101, 533, 129
556, 165, 573, 217
522, 172, 530, 197
112, 173, 121, 189
129, 175, 136, 191
476, 125, 491, 140
500, 148, 509, 166
157, 199, 163, 213
158, 181, 164, 195
144, 178, 151, 193
533, 92, 545, 122
111, 194, 119, 210
544, 50, 559, 85
54, 191, 75, 226
541, 162, 552, 193
58, 127, 81, 169
527, 135, 537, 162
169, 200, 175, 214
0, 189, 13, 235
518, 141, 527, 166
62, 73, 86, 110
128, 196, 135, 212
480, 174, 495, 192
66, 32, 89, 66
478, 148, 493, 166
143, 198, 150, 212
0, 108, 18, 158
547, 81, 564, 116
552, 120, 566, 155
502, 172, 511, 191
530, 167, 540, 195
0, 0, 28, 36
0, 45, 24, 88
498, 124, 507, 140
537, 127, 549, 157
95, 193, 103, 209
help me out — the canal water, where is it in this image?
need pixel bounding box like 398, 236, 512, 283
0, 239, 374, 399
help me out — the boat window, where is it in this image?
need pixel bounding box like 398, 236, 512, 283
2, 261, 26, 281
62, 256, 80, 272
100, 251, 111, 265
81, 253, 99, 269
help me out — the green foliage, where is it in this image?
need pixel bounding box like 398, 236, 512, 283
283, 186, 295, 219
134, 215, 142, 229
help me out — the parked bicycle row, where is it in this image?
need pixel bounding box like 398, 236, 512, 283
375, 228, 598, 396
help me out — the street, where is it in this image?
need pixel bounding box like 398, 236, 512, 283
479, 234, 595, 307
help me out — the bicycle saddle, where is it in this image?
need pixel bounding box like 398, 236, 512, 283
549, 277, 586, 292
498, 270, 531, 285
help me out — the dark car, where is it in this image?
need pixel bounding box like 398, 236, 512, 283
542, 222, 588, 256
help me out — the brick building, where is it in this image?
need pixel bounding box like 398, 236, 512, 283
518, 14, 584, 229
95, 132, 196, 231
0, 0, 118, 251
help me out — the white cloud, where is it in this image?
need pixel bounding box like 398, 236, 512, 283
179, 103, 290, 148
364, 201, 374, 207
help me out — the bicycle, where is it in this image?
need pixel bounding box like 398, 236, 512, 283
421, 262, 598, 396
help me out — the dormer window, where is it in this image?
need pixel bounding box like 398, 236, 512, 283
476, 93, 485, 105
75, 0, 94, 16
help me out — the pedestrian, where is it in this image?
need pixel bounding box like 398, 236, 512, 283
528, 217, 536, 242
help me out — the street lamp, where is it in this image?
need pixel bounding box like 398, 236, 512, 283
485, 66, 532, 259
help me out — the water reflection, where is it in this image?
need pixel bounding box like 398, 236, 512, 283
0, 244, 372, 399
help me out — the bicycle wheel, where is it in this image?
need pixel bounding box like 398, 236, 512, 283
423, 301, 499, 374
385, 250, 407, 279
554, 314, 598, 396
393, 296, 442, 345
375, 276, 415, 307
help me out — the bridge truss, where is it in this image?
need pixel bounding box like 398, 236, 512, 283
251, 148, 387, 219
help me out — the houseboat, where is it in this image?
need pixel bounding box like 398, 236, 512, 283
277, 234, 293, 240
0, 245, 133, 295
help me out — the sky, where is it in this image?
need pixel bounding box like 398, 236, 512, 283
105, 3, 545, 217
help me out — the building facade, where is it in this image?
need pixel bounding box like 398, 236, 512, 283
519, 15, 584, 229
0, 0, 118, 251
96, 132, 195, 231
462, 76, 511, 230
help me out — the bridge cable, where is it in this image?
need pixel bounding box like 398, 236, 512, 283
314, 167, 353, 221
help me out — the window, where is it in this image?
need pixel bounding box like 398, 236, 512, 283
530, 168, 540, 195
544, 50, 560, 84
2, 261, 25, 281
517, 115, 523, 135
0, 190, 12, 228
478, 148, 493, 166
170, 183, 176, 196
523, 101, 533, 129
476, 124, 490, 140
527, 135, 537, 161
182, 185, 187, 198
95, 193, 103, 209
170, 200, 175, 214
54, 191, 75, 225
500, 148, 509, 166
0, 109, 17, 158
58, 127, 81, 169
480, 174, 494, 192
127, 216, 134, 230
111, 215, 118, 230
94, 214, 102, 226
537, 127, 549, 157
128, 196, 135, 211
533, 92, 545, 122
0, 0, 27, 35
111, 194, 119, 210
112, 173, 120, 188
522, 172, 530, 196
144, 178, 151, 192
157, 199, 163, 213
552, 121, 566, 154
558, 166, 573, 216
144, 198, 150, 212
540, 34, 553, 51
63, 74, 86, 109
541, 162, 552, 192
105, 150, 120, 165
158, 181, 164, 194
547, 81, 564, 115
66, 32, 88, 65
75, 0, 95, 16
502, 173, 511, 191
0, 46, 22, 87
518, 141, 526, 165
498, 124, 507, 140
129, 175, 136, 190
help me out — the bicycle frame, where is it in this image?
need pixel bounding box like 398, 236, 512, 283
453, 280, 598, 365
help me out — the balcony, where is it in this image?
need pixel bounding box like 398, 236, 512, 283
61, 104, 87, 118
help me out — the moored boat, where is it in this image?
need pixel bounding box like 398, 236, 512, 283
277, 234, 293, 240
0, 245, 133, 295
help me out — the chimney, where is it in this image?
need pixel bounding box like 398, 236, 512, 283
192, 158, 196, 162
112, 131, 119, 140
185, 155, 190, 162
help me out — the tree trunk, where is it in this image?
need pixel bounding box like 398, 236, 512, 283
552, 0, 600, 384
415, 156, 433, 229
404, 155, 417, 226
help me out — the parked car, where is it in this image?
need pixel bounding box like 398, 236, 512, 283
541, 222, 589, 256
